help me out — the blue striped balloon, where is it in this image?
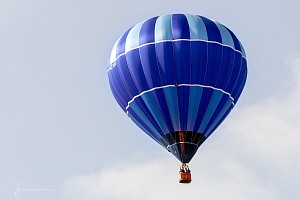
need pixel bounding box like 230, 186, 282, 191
107, 14, 247, 163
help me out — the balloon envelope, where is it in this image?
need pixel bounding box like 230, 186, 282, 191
107, 14, 247, 163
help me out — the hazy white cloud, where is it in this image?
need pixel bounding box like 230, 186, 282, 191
62, 157, 279, 200
62, 54, 300, 200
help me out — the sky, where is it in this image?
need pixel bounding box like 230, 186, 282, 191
0, 0, 300, 199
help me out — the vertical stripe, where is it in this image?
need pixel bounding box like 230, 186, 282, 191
234, 69, 247, 102
185, 14, 208, 40
198, 90, 223, 133
139, 17, 158, 44
199, 16, 222, 43
204, 43, 223, 86
139, 45, 162, 88
155, 15, 172, 41
215, 46, 235, 90
163, 87, 181, 131
225, 27, 242, 54
108, 77, 126, 111
171, 14, 190, 39
116, 28, 131, 57
152, 89, 175, 133
155, 42, 176, 85
239, 40, 247, 58
171, 14, 191, 131
109, 36, 121, 65
232, 61, 247, 101
190, 41, 207, 84
205, 103, 233, 137
128, 102, 165, 141
213, 21, 235, 48
116, 56, 139, 97
109, 67, 132, 104
187, 86, 203, 130
125, 21, 144, 53
226, 51, 242, 94
193, 88, 213, 132
177, 86, 190, 130
128, 112, 165, 146
125, 49, 150, 92
204, 95, 230, 134
141, 92, 170, 134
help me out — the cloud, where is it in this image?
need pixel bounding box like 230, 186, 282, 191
61, 54, 300, 200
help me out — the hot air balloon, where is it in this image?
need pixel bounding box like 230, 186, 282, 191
107, 14, 247, 183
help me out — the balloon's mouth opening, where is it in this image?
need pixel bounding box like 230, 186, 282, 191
164, 131, 206, 163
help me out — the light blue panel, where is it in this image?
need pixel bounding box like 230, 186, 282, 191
128, 112, 167, 148
198, 90, 224, 133
187, 86, 203, 130
109, 36, 122, 65
205, 97, 233, 136
155, 15, 173, 42
128, 101, 164, 140
141, 92, 170, 134
185, 14, 208, 40
213, 21, 235, 48
163, 87, 180, 131
125, 21, 144, 53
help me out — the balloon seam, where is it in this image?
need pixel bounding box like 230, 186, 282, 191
107, 39, 246, 72
167, 142, 199, 149
125, 84, 235, 113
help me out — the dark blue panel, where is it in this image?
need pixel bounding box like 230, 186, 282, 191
163, 86, 180, 131
140, 91, 169, 134
127, 107, 161, 142
215, 46, 235, 90
220, 50, 236, 92
172, 39, 191, 131
204, 105, 232, 139
193, 87, 214, 132
203, 95, 229, 134
199, 16, 222, 43
125, 49, 150, 92
177, 86, 190, 130
171, 14, 190, 39
116, 56, 139, 97
204, 43, 223, 86
232, 61, 246, 98
171, 15, 191, 99
128, 100, 169, 141
173, 40, 191, 84
198, 90, 224, 133
234, 75, 247, 103
234, 73, 247, 103
139, 44, 162, 88
109, 67, 132, 105
226, 51, 242, 94
232, 60, 247, 101
111, 67, 162, 129
152, 89, 174, 133
113, 60, 165, 138
190, 41, 207, 84
116, 28, 131, 57
225, 27, 242, 53
133, 97, 166, 138
155, 42, 176, 85
108, 78, 126, 111
139, 17, 158, 44
187, 86, 203, 131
